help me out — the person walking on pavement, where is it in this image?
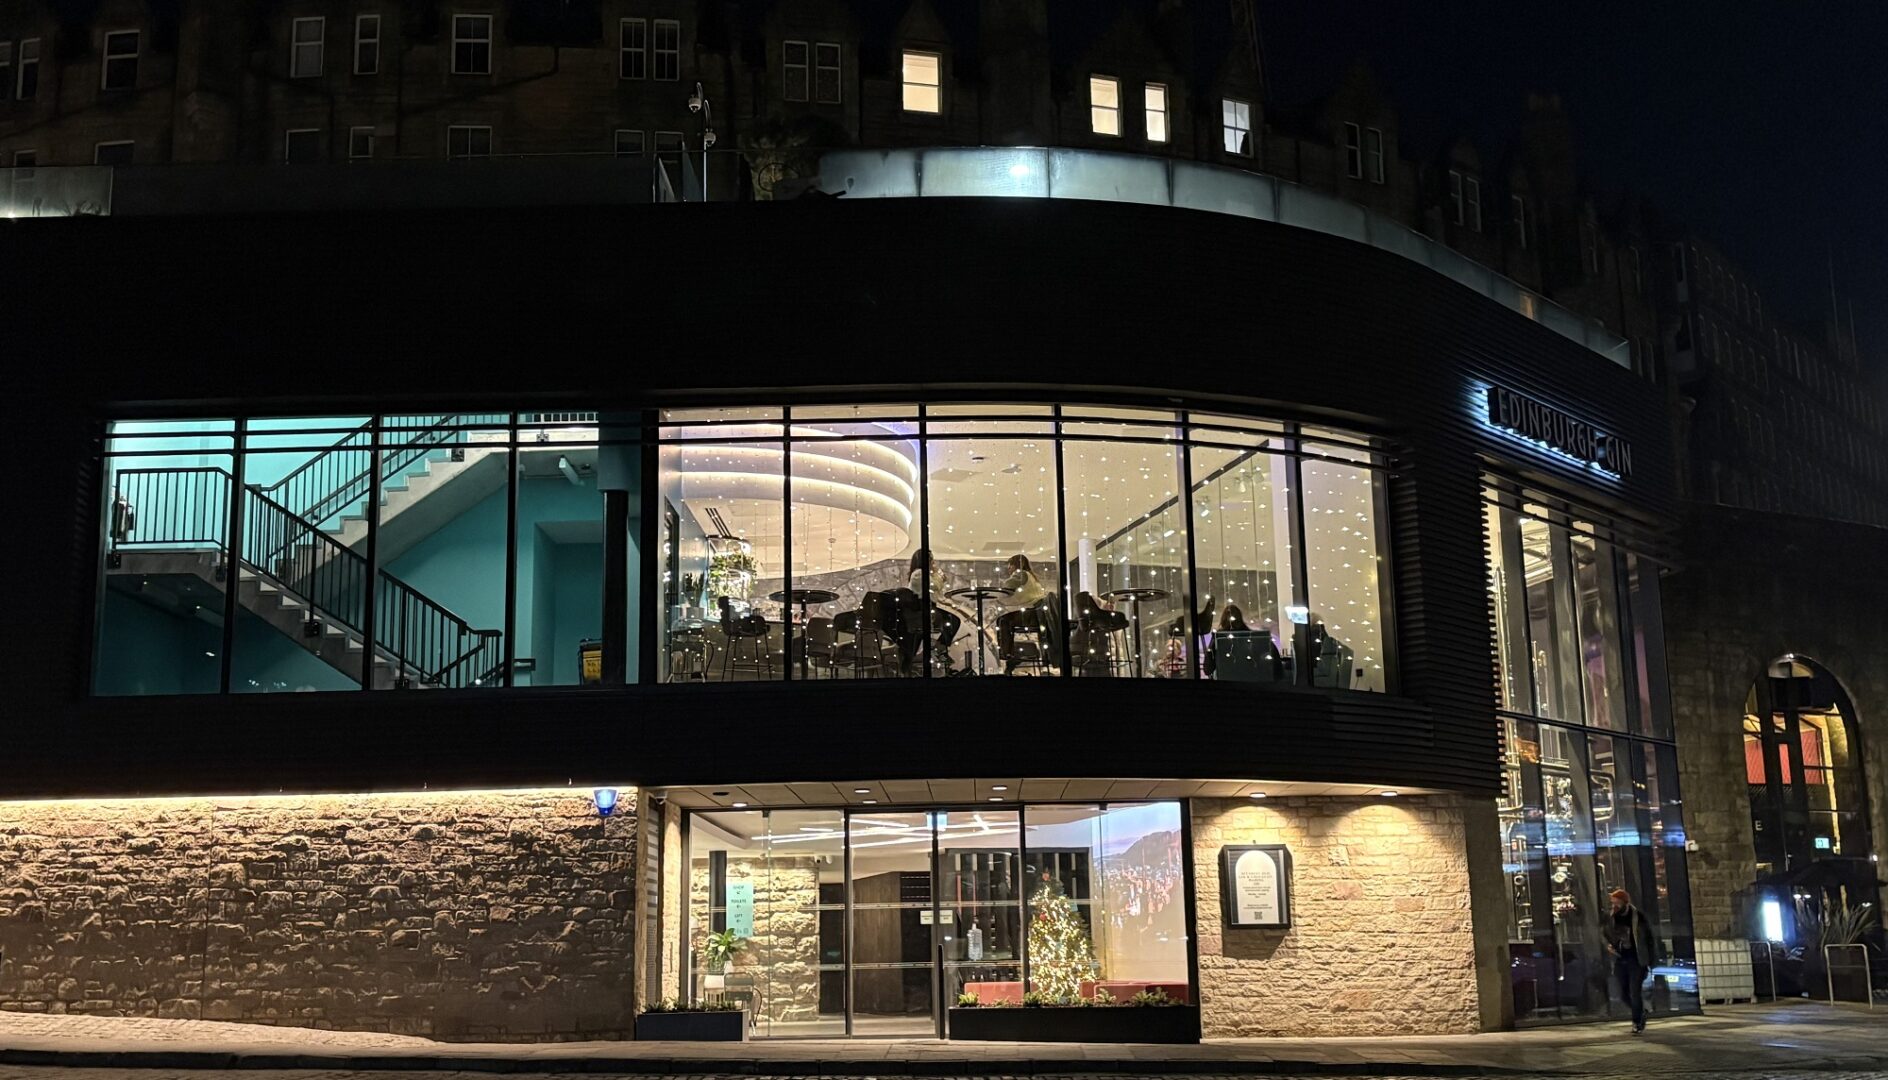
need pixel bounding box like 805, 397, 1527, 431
1606, 887, 1659, 1033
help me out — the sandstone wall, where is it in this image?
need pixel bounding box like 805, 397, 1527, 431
0, 789, 636, 1040
1191, 794, 1480, 1037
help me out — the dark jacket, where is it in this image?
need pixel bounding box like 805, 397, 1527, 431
1607, 904, 1659, 966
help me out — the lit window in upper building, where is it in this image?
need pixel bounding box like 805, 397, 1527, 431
902, 50, 941, 113
1365, 126, 1385, 183
102, 29, 140, 91
815, 43, 841, 104
447, 124, 492, 159
1222, 97, 1252, 156
452, 15, 491, 75
290, 17, 325, 78
1089, 75, 1120, 136
355, 15, 381, 75
1344, 122, 1363, 179
653, 20, 680, 81
1144, 82, 1169, 143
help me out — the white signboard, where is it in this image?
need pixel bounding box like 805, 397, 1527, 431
1220, 845, 1291, 928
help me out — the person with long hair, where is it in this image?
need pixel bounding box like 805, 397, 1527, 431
995, 553, 1051, 674
908, 548, 961, 667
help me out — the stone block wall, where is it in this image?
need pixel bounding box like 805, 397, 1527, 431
0, 789, 636, 1040
1192, 794, 1481, 1037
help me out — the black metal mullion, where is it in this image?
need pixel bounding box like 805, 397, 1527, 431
1052, 407, 1072, 678
843, 809, 854, 1037
1285, 427, 1312, 686
218, 420, 247, 694
918, 407, 932, 677
1178, 413, 1201, 679
503, 413, 519, 686
1178, 799, 1202, 1009
781, 411, 793, 683
360, 415, 383, 689
638, 411, 660, 684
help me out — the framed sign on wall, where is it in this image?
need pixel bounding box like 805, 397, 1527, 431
1220, 844, 1292, 928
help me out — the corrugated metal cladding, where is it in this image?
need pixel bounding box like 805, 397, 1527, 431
7, 197, 1673, 800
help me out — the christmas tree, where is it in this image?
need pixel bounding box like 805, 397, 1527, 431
1028, 873, 1098, 1002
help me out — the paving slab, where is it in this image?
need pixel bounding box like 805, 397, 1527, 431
0, 1003, 1883, 1075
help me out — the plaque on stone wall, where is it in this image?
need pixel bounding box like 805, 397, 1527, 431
1219, 845, 1291, 928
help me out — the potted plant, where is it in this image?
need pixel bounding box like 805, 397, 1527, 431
702, 928, 744, 990
947, 985, 1200, 1043
635, 996, 748, 1042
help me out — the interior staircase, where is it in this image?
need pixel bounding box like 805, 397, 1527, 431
107, 415, 509, 689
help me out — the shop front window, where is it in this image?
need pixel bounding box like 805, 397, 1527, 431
95, 403, 1392, 696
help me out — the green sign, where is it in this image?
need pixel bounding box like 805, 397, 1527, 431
727, 881, 755, 938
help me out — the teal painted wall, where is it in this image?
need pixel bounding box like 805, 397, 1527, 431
94, 591, 356, 696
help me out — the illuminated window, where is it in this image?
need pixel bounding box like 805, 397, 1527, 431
653, 19, 680, 81
102, 29, 140, 91
619, 18, 645, 79
783, 40, 808, 102
1222, 97, 1251, 156
902, 50, 940, 113
1089, 75, 1120, 136
452, 14, 491, 75
290, 17, 324, 78
1143, 83, 1168, 143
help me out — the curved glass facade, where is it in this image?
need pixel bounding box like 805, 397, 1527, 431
93, 402, 1391, 695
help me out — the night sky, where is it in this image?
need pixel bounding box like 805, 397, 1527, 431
1256, 1, 1888, 384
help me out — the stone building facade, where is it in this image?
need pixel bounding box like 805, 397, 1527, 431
0, 789, 639, 1039
1190, 795, 1483, 1037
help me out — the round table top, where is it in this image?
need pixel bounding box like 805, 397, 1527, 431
1104, 587, 1171, 602
769, 588, 841, 605
948, 585, 1015, 601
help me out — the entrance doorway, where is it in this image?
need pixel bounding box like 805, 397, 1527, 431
681, 802, 1188, 1038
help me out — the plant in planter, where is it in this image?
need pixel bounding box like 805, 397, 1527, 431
955, 991, 981, 1008
703, 928, 746, 974
636, 995, 749, 1042
1128, 988, 1179, 1006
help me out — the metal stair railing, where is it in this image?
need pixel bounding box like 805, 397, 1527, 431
108, 465, 502, 689
261, 413, 508, 534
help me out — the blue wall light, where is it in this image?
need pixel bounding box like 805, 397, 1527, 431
593, 787, 619, 818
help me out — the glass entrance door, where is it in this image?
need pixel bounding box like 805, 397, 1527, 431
847, 811, 937, 1036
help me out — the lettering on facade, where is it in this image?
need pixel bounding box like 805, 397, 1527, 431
1485, 386, 1634, 478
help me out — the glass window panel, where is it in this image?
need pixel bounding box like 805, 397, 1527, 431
1298, 424, 1377, 464
1192, 443, 1295, 683
1064, 439, 1188, 679
662, 405, 783, 426
849, 811, 936, 1035
1486, 501, 1532, 712
1299, 457, 1386, 691
791, 403, 919, 422
1540, 724, 1605, 1018
939, 808, 1024, 1023
1500, 716, 1558, 1024
660, 425, 785, 682
1570, 531, 1627, 730
689, 809, 845, 1036
925, 433, 1058, 676
379, 417, 510, 688
1520, 512, 1582, 720
1643, 743, 1697, 1016
95, 420, 237, 696
233, 418, 376, 693
787, 426, 922, 678
1023, 803, 1187, 1001
901, 50, 940, 113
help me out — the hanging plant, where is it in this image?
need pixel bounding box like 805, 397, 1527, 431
707, 549, 760, 600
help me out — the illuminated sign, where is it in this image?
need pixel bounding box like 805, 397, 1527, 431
1485, 386, 1633, 478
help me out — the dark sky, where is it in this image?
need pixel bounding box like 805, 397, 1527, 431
1255, 1, 1888, 380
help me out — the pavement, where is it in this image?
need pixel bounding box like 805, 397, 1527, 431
0, 1002, 1883, 1076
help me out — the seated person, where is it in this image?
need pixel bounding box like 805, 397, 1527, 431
994, 554, 1056, 674
1213, 602, 1285, 682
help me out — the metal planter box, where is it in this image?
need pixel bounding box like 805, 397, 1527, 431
946, 1005, 1200, 1043
635, 1009, 749, 1041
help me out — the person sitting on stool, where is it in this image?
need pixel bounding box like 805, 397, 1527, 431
995, 554, 1050, 674
908, 549, 961, 671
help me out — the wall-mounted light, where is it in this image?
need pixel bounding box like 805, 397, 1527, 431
1761, 897, 1784, 942
1379, 789, 1399, 798
593, 787, 619, 818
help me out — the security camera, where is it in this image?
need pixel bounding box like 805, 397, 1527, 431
702, 128, 717, 149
